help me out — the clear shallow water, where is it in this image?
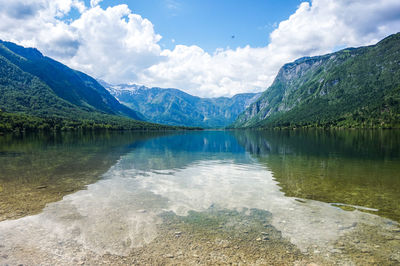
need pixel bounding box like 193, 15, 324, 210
0, 130, 399, 264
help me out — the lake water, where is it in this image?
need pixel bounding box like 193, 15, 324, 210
0, 130, 399, 265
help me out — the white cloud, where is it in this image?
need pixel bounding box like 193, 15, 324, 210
139, 0, 400, 97
0, 0, 85, 58
65, 5, 163, 83
138, 45, 272, 97
90, 0, 102, 8
267, 0, 400, 59
0, 0, 399, 97
165, 0, 181, 10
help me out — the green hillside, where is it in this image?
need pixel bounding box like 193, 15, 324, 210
0, 40, 144, 120
233, 33, 400, 129
0, 41, 185, 132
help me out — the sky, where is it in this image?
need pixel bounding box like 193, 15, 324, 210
87, 0, 304, 52
0, 0, 400, 97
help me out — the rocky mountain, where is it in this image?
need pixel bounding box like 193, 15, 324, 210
233, 33, 400, 129
0, 40, 182, 131
101, 81, 261, 128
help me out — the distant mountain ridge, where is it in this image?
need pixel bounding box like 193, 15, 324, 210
233, 33, 400, 129
101, 81, 261, 128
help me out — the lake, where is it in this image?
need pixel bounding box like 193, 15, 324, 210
0, 130, 399, 265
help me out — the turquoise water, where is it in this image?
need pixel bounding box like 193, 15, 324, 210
0, 130, 399, 264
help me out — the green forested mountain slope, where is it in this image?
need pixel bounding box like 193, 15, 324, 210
233, 33, 400, 129
102, 81, 261, 128
0, 40, 144, 121
0, 55, 79, 117
0, 41, 182, 132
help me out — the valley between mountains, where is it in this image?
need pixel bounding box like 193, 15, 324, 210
1, 33, 399, 131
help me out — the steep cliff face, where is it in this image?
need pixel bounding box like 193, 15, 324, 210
233, 33, 400, 128
234, 52, 357, 127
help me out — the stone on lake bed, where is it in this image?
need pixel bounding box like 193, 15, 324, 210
360, 248, 371, 253
295, 198, 307, 203
329, 248, 342, 253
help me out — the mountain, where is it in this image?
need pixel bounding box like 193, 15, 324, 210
233, 33, 400, 129
0, 40, 183, 132
101, 81, 261, 128
0, 40, 144, 121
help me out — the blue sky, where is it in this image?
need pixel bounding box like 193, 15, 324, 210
87, 0, 305, 52
0, 0, 399, 97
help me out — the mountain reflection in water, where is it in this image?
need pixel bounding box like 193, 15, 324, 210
0, 130, 399, 265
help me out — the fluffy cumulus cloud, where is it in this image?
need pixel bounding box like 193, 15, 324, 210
138, 45, 272, 96
0, 0, 85, 58
66, 5, 163, 82
268, 0, 400, 59
0, 0, 399, 97
145, 0, 400, 96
